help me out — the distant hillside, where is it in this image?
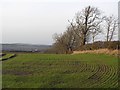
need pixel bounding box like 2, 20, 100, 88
0, 44, 51, 52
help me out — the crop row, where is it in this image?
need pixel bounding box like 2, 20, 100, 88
76, 62, 118, 88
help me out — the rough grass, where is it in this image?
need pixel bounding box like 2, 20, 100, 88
2, 53, 118, 88
73, 49, 119, 56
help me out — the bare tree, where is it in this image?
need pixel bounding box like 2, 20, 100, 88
52, 33, 65, 53
74, 6, 103, 46
53, 6, 118, 53
104, 15, 118, 42
90, 25, 102, 43
53, 26, 80, 54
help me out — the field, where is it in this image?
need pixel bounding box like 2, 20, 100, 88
2, 53, 118, 88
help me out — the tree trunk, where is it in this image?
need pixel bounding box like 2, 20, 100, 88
93, 36, 95, 43
83, 38, 86, 45
82, 34, 86, 46
106, 25, 110, 42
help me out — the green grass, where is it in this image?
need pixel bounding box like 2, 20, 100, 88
2, 53, 118, 88
0, 54, 15, 61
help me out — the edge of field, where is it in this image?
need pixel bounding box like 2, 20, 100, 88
72, 49, 119, 56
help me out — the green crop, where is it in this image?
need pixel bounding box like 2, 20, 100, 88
2, 53, 118, 88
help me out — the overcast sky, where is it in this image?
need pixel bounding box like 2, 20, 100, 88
0, 0, 119, 45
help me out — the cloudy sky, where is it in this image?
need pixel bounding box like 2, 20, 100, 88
0, 0, 119, 45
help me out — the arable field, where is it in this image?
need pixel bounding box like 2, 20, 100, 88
2, 53, 118, 88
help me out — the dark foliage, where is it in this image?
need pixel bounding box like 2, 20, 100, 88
78, 41, 119, 51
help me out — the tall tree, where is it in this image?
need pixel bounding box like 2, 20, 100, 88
104, 15, 118, 42
74, 6, 103, 45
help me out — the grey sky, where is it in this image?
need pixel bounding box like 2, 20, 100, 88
0, 0, 119, 45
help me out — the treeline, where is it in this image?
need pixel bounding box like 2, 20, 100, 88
78, 41, 119, 51
50, 6, 118, 54
45, 41, 119, 54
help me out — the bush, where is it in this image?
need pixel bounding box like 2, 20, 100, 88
78, 41, 119, 51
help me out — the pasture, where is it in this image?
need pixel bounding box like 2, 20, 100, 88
2, 53, 118, 88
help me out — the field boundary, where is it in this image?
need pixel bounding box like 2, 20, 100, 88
73, 49, 119, 56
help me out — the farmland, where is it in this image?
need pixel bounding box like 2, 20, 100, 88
2, 53, 118, 88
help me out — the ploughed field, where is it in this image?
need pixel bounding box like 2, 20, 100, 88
2, 53, 118, 88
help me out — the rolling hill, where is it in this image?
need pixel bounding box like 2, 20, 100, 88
0, 43, 51, 52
